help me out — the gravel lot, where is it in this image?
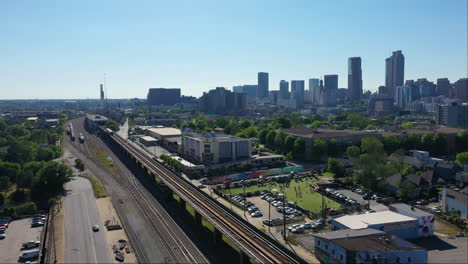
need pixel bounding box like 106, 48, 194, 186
0, 218, 43, 263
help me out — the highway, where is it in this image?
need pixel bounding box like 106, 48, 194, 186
64, 177, 112, 263
65, 117, 209, 263
106, 126, 305, 264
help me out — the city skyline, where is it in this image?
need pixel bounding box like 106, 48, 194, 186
1, 0, 467, 99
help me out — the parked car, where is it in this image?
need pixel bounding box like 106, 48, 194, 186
22, 241, 40, 249
0, 233, 5, 239
251, 211, 263, 217
291, 226, 304, 234
19, 250, 39, 261
302, 223, 312, 229
31, 222, 44, 227
288, 224, 301, 231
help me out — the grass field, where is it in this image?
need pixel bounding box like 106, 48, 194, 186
435, 218, 460, 235
80, 174, 108, 198
224, 177, 341, 213
90, 142, 118, 173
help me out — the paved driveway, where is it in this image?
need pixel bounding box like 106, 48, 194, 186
64, 177, 112, 263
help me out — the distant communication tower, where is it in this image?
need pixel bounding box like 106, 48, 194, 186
100, 83, 104, 108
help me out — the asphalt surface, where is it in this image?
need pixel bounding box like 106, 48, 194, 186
64, 177, 112, 263
65, 117, 209, 263
0, 218, 43, 263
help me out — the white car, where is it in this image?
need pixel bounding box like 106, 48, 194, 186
251, 211, 263, 217
288, 224, 301, 231
92, 225, 100, 232
0, 234, 5, 239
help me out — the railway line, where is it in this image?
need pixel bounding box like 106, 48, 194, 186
107, 128, 304, 264
66, 117, 209, 263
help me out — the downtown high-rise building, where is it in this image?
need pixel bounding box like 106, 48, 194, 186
309, 78, 320, 104
436, 78, 451, 97
323, 75, 338, 106
348, 57, 362, 101
257, 72, 269, 99
279, 80, 289, 99
291, 80, 305, 108
385, 50, 405, 100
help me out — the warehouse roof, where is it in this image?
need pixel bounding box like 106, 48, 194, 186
333, 211, 416, 229
389, 203, 433, 217
140, 136, 158, 142
146, 127, 181, 137
314, 228, 385, 240
334, 234, 425, 252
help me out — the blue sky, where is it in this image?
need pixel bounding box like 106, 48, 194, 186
1, 0, 467, 99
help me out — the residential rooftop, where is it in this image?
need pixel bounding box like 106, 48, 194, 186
333, 211, 416, 229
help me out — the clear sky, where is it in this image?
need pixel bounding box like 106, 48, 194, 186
1, 0, 467, 99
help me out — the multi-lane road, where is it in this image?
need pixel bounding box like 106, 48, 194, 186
64, 177, 112, 263
64, 117, 209, 263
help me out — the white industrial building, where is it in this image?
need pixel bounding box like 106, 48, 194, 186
181, 128, 251, 165
331, 211, 419, 239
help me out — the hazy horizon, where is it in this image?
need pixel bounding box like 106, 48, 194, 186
2, 0, 467, 99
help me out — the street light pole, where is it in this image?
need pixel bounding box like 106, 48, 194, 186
268, 200, 271, 232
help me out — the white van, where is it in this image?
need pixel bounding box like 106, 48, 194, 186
19, 250, 39, 261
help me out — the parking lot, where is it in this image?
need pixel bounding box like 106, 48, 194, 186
0, 218, 43, 263
334, 189, 389, 212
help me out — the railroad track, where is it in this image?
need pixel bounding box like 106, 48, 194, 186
108, 130, 303, 264
67, 118, 208, 263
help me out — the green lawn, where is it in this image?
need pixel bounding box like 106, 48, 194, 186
90, 142, 118, 173
224, 177, 341, 213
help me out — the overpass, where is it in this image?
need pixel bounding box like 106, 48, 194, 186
100, 127, 305, 264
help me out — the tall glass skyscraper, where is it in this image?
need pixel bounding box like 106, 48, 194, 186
257, 72, 269, 99
279, 80, 289, 99
385, 50, 405, 100
348, 57, 362, 101
291, 80, 305, 108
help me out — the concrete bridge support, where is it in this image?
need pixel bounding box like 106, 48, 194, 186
213, 228, 223, 245
179, 198, 186, 211
240, 251, 250, 264
194, 211, 202, 226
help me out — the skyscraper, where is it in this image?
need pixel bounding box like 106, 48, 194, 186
348, 57, 362, 101
385, 50, 405, 100
279, 80, 289, 99
257, 72, 269, 99
309, 78, 320, 104
147, 88, 181, 106
291, 80, 305, 108
436, 78, 450, 97
323, 75, 338, 106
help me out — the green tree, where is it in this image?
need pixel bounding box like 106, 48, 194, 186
239, 119, 251, 129
312, 139, 326, 160
456, 130, 468, 153
293, 137, 305, 158
405, 133, 420, 150
346, 145, 360, 159
347, 113, 370, 130
456, 152, 468, 167
274, 132, 286, 151
6, 124, 30, 138
361, 137, 385, 161
266, 130, 277, 147
106, 119, 120, 132
420, 133, 433, 152
328, 158, 344, 177
327, 139, 339, 157
397, 180, 417, 201
0, 176, 11, 197
244, 126, 259, 138
284, 136, 295, 153
32, 161, 74, 199
273, 116, 292, 129
432, 133, 447, 155
6, 137, 35, 164
215, 117, 229, 128
383, 135, 400, 154
259, 129, 269, 144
